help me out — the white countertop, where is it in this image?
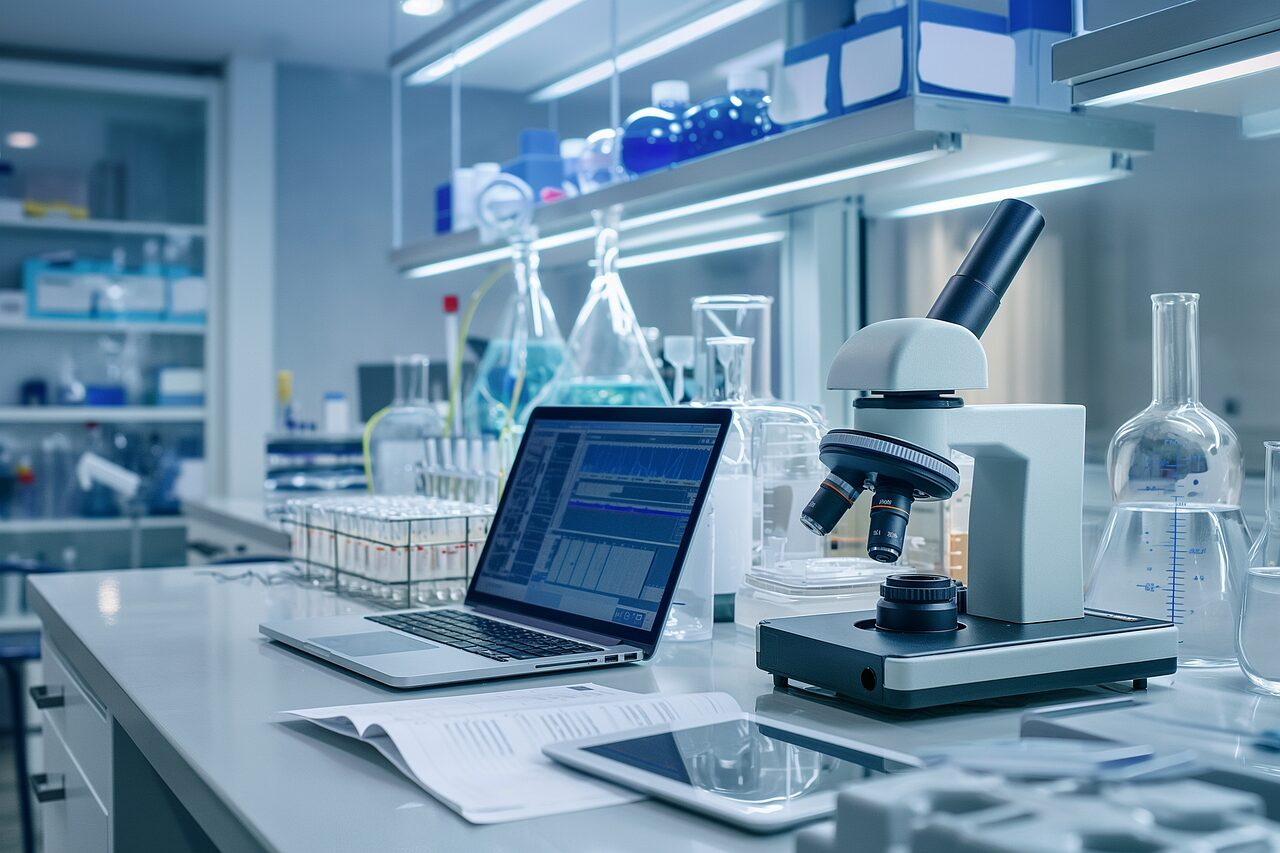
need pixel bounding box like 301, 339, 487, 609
27, 565, 1264, 853
182, 497, 290, 549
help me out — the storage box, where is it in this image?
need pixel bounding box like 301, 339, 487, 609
96, 272, 167, 319
1009, 0, 1072, 112
840, 6, 910, 114
23, 259, 103, 318
168, 272, 208, 321
157, 367, 205, 406
775, 30, 845, 128
435, 181, 452, 235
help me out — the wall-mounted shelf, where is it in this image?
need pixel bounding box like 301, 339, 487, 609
0, 317, 205, 335
0, 516, 187, 534
1053, 0, 1280, 136
0, 406, 206, 424
393, 95, 1153, 278
0, 217, 206, 239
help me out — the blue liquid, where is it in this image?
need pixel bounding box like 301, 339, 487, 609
545, 378, 670, 407
466, 339, 565, 436
621, 99, 687, 176
682, 88, 777, 160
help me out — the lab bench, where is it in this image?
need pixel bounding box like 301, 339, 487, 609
24, 565, 1251, 853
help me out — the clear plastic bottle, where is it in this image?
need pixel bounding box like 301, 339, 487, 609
465, 238, 566, 436
576, 128, 628, 194
1237, 441, 1280, 693
1086, 293, 1250, 667
369, 355, 444, 495
682, 70, 778, 161
705, 336, 757, 619
621, 80, 690, 176
534, 218, 671, 407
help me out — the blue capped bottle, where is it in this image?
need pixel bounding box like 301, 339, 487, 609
620, 80, 690, 176
683, 70, 777, 160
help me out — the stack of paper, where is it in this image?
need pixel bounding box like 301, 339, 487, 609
284, 684, 741, 823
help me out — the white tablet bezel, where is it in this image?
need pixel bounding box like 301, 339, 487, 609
543, 712, 922, 833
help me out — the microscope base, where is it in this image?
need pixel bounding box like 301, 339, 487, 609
757, 609, 1178, 711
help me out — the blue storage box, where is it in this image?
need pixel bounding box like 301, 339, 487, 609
775, 29, 845, 128
1009, 0, 1072, 112
435, 181, 452, 235
839, 6, 910, 114
1009, 0, 1070, 34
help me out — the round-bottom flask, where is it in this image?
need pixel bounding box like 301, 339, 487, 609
1086, 294, 1249, 667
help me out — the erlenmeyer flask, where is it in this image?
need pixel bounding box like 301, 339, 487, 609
1086, 293, 1250, 667
536, 215, 671, 407
1238, 441, 1280, 693
465, 237, 565, 436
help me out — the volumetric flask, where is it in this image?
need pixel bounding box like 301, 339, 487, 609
1086, 293, 1250, 667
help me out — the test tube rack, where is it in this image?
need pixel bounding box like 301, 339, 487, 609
283, 496, 493, 608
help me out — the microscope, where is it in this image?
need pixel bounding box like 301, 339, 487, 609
757, 199, 1179, 710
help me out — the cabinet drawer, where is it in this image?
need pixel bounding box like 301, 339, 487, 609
39, 724, 109, 853
37, 641, 112, 812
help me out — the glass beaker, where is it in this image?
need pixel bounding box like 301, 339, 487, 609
534, 216, 671, 407
369, 355, 445, 495
465, 239, 566, 437
705, 336, 758, 620
1238, 441, 1280, 693
692, 295, 773, 401
750, 401, 827, 571
665, 502, 715, 642
1086, 293, 1250, 667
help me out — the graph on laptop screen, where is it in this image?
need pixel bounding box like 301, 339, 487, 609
474, 418, 720, 632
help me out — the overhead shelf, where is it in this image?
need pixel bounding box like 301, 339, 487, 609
393, 95, 1153, 278
1053, 0, 1280, 134
0, 317, 205, 335
0, 406, 206, 424
0, 216, 205, 238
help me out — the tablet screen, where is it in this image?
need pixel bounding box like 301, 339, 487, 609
582, 718, 912, 808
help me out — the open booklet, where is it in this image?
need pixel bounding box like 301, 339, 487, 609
283, 684, 741, 824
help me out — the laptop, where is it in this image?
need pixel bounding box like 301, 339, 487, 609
260, 405, 732, 688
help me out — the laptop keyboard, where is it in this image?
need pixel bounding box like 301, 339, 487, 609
366, 610, 603, 662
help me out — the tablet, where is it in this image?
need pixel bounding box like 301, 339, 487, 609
543, 713, 922, 833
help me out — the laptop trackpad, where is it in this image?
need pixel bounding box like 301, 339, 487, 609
311, 632, 437, 656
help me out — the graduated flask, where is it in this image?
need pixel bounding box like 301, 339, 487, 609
1086, 293, 1249, 667
1238, 441, 1280, 693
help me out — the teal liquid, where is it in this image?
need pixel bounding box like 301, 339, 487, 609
546, 378, 670, 407
466, 340, 565, 436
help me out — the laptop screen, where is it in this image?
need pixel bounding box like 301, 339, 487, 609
466, 407, 729, 649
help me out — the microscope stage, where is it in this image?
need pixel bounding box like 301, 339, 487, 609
757, 609, 1178, 710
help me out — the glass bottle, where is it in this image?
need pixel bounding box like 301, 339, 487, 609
1086, 293, 1250, 667
465, 239, 566, 437
705, 336, 758, 620
369, 355, 444, 495
682, 70, 778, 161
621, 80, 690, 176
1237, 441, 1280, 693
535, 219, 671, 407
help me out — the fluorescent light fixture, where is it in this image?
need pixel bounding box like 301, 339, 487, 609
531, 0, 777, 102
405, 149, 940, 279
407, 0, 589, 85
1080, 49, 1280, 108
401, 0, 445, 16
5, 131, 38, 149
879, 173, 1125, 219
618, 231, 785, 269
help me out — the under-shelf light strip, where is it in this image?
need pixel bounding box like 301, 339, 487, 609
617, 231, 785, 269
880, 173, 1126, 219
530, 0, 778, 102
404, 149, 940, 279
407, 0, 590, 85
1079, 49, 1280, 108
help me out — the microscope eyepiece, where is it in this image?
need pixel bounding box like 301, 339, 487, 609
800, 473, 861, 537
866, 481, 914, 563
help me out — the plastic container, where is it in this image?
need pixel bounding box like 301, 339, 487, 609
621, 80, 690, 176
369, 355, 445, 495
1086, 293, 1249, 668
750, 401, 828, 570
533, 217, 670, 407
735, 558, 896, 631
682, 71, 777, 161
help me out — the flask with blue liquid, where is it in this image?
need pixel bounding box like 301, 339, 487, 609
683, 70, 777, 160
620, 80, 690, 176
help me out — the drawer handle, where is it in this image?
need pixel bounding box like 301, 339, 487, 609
29, 685, 64, 709
30, 773, 65, 803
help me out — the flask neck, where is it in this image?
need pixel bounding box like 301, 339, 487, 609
1266, 442, 1280, 528
393, 356, 430, 406
511, 241, 551, 339
1150, 293, 1200, 406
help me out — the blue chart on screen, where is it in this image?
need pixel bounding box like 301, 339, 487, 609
475, 419, 719, 632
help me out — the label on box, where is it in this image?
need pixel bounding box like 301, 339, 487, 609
34, 272, 101, 314
774, 54, 831, 125
919, 22, 1014, 99
842, 26, 906, 108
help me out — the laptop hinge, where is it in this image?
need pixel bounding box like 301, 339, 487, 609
470, 604, 626, 648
